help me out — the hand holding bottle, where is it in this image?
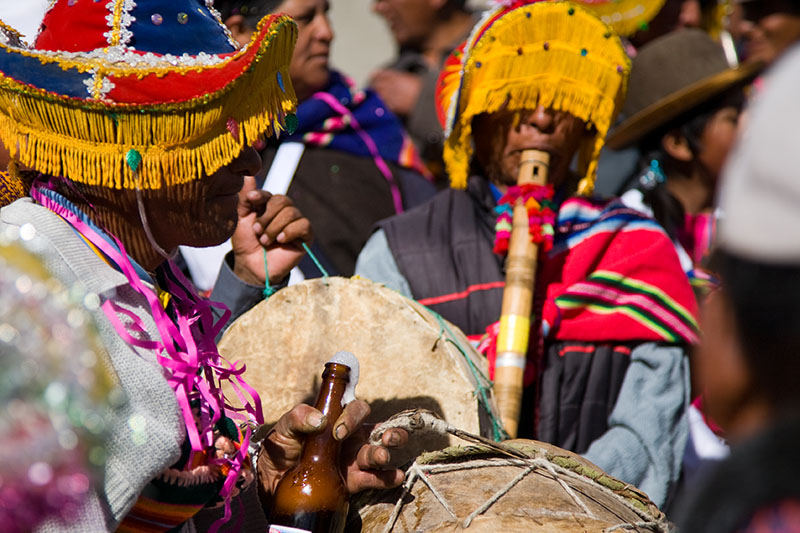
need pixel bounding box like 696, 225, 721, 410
256, 399, 407, 498
259, 353, 408, 532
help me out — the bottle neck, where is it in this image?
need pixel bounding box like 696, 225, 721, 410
302, 363, 349, 460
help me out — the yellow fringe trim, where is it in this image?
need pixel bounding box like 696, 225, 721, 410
0, 167, 25, 207
443, 2, 630, 195
0, 16, 298, 190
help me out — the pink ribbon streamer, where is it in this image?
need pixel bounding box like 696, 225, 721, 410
311, 91, 405, 214
31, 182, 264, 531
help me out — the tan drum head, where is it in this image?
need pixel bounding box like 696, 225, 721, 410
218, 277, 501, 459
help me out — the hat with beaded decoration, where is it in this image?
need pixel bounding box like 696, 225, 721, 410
435, 0, 630, 194
0, 0, 297, 192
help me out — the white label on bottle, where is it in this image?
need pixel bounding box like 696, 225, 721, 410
268, 526, 312, 533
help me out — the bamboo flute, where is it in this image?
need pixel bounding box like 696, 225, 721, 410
493, 149, 549, 438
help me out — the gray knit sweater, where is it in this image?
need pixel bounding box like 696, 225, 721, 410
1, 199, 266, 532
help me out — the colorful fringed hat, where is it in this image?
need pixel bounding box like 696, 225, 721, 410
436, 0, 630, 194
0, 0, 297, 191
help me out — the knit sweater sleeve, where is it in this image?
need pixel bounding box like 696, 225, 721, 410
355, 228, 413, 298
583, 342, 691, 508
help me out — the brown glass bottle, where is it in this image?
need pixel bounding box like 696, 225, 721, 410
267, 362, 351, 533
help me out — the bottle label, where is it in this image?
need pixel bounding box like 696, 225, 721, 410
268, 526, 312, 533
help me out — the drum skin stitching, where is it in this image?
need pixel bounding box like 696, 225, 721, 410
381, 457, 670, 532
369, 410, 671, 533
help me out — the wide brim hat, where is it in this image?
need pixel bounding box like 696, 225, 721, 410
606, 29, 762, 150
0, 0, 297, 191
435, 0, 630, 194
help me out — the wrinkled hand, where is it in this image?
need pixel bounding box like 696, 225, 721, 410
257, 401, 407, 499
231, 176, 312, 285
369, 69, 423, 118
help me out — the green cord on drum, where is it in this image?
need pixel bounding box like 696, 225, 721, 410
430, 309, 509, 442
262, 242, 330, 299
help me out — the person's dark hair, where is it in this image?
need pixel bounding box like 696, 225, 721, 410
214, 0, 281, 27
741, 0, 800, 23
634, 87, 746, 240
446, 0, 469, 11
712, 249, 800, 408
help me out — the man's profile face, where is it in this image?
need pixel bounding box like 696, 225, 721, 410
472, 107, 590, 192
141, 146, 262, 250
276, 0, 334, 100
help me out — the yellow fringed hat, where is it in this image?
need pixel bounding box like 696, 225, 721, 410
435, 0, 630, 194
0, 0, 297, 191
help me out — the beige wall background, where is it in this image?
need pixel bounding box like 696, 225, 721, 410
329, 0, 395, 87
0, 0, 50, 41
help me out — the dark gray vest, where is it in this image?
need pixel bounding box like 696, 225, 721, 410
381, 176, 504, 336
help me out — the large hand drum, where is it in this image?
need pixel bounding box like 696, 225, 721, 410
350, 439, 670, 533
218, 277, 501, 455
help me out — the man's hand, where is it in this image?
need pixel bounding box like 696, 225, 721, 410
257, 400, 407, 499
231, 176, 312, 286
369, 69, 423, 118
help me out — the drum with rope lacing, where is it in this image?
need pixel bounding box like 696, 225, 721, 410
217, 276, 504, 463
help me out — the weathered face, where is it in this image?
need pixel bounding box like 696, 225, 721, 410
276, 0, 334, 100
372, 0, 438, 49
143, 146, 262, 249
741, 3, 800, 64
472, 106, 591, 192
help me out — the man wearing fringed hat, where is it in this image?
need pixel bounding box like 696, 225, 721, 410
357, 0, 698, 507
0, 1, 405, 531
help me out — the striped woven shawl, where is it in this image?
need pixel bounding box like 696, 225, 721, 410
541, 197, 699, 345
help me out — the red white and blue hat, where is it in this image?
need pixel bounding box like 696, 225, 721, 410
0, 0, 297, 190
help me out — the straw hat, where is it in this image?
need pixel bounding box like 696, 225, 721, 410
0, 0, 297, 191
606, 29, 761, 150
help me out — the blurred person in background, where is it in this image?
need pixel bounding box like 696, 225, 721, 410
608, 29, 759, 285
591, 0, 712, 197
369, 0, 477, 181
736, 0, 800, 64
182, 0, 436, 291
677, 44, 800, 533
605, 28, 761, 502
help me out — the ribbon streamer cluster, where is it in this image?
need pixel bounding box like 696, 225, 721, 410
493, 183, 557, 255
